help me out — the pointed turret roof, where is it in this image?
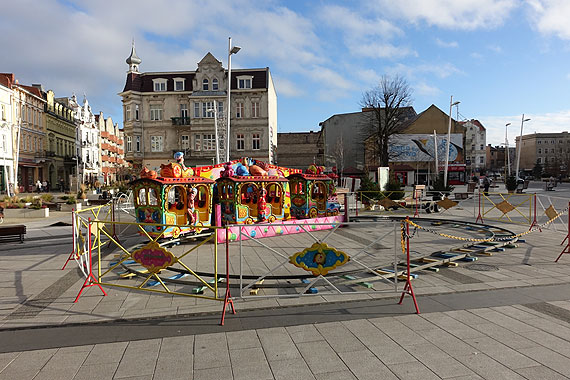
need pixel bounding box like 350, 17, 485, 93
126, 40, 141, 65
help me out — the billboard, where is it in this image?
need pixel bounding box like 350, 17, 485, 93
388, 133, 464, 162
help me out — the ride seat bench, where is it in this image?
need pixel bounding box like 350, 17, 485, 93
0, 225, 26, 243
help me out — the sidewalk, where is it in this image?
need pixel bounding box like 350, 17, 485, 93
2, 199, 570, 379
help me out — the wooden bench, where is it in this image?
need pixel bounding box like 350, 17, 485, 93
0, 225, 26, 243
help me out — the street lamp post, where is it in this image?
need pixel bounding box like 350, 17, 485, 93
504, 122, 511, 178
226, 37, 241, 163
207, 100, 220, 165
515, 114, 531, 181
444, 95, 460, 187
433, 130, 439, 181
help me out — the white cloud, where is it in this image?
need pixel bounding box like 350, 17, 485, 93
481, 110, 570, 145
435, 38, 458, 48
487, 45, 503, 53
415, 82, 441, 97
470, 52, 484, 60
388, 62, 462, 79
372, 0, 517, 30
273, 77, 304, 97
527, 0, 570, 40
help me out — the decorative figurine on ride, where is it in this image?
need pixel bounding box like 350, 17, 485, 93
131, 152, 214, 238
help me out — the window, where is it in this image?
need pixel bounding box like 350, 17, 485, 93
538, 140, 541, 144
127, 136, 132, 152
125, 105, 131, 121
551, 149, 555, 153
480, 144, 484, 151
551, 157, 555, 162
180, 104, 188, 118
202, 102, 214, 118
252, 133, 260, 150
237, 133, 245, 150
174, 78, 185, 91
538, 148, 542, 154
252, 101, 259, 118
181, 135, 190, 150
537, 157, 542, 164
195, 134, 201, 151
2, 135, 6, 153
479, 156, 484, 164
203, 79, 209, 91
237, 76, 253, 89
1, 104, 5, 120
194, 102, 200, 118
552, 140, 555, 144
153, 79, 167, 92
236, 102, 244, 118
202, 134, 215, 150
217, 101, 224, 117
135, 136, 141, 152
135, 104, 139, 120
33, 137, 37, 152
151, 136, 163, 152
212, 78, 218, 91
150, 104, 162, 121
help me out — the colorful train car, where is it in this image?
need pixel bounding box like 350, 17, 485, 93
131, 175, 215, 238
288, 173, 341, 218
216, 176, 291, 224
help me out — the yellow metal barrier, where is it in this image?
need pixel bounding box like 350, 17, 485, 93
480, 192, 532, 225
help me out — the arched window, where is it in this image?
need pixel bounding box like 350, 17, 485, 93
202, 79, 209, 91
212, 78, 218, 91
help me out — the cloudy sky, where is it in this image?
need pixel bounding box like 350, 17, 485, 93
2, 0, 570, 146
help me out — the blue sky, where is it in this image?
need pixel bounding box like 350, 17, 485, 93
2, 0, 570, 146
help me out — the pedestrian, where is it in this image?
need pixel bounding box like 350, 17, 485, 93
59, 178, 64, 192
483, 176, 490, 196
36, 179, 42, 193
42, 180, 47, 192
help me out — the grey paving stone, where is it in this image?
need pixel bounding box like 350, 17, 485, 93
0, 352, 19, 372
113, 339, 161, 378
258, 327, 301, 362
419, 312, 486, 340
153, 336, 194, 380
403, 342, 475, 378
338, 349, 399, 380
387, 361, 441, 380
33, 350, 90, 380
368, 316, 430, 346
314, 370, 357, 380
314, 321, 366, 353
456, 353, 527, 380
470, 322, 538, 350
269, 358, 315, 380
518, 345, 570, 377
83, 341, 128, 365
414, 327, 478, 357
463, 335, 540, 370
0, 349, 56, 380
193, 366, 233, 380
227, 330, 261, 350
515, 364, 568, 380
469, 308, 539, 333
296, 340, 348, 374
286, 324, 324, 344
194, 332, 230, 370
72, 362, 120, 380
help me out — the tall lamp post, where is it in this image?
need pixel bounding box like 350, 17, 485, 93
444, 95, 460, 187
432, 130, 439, 182
226, 37, 241, 163
207, 100, 220, 165
504, 122, 511, 178
515, 114, 531, 181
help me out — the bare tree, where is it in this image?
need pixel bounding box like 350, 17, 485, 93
360, 75, 413, 167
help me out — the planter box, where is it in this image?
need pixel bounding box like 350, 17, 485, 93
4, 207, 49, 218
58, 203, 82, 212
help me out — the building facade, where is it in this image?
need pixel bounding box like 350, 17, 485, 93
515, 132, 570, 177
12, 82, 46, 192
120, 45, 277, 172
67, 94, 100, 185
460, 119, 486, 175
0, 74, 14, 194
44, 90, 77, 191
98, 112, 127, 185
276, 131, 323, 169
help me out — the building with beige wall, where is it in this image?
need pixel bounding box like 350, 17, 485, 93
460, 119, 486, 174
276, 131, 323, 169
97, 112, 127, 185
515, 132, 570, 177
0, 74, 14, 194
119, 45, 277, 172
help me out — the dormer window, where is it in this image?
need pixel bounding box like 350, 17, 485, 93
203, 79, 209, 91
153, 78, 167, 92
237, 75, 253, 89
174, 78, 185, 91
212, 78, 219, 91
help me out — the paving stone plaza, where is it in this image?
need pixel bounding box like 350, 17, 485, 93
3, 183, 570, 379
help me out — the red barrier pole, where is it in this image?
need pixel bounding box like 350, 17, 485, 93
475, 191, 483, 224
62, 209, 76, 270
74, 219, 107, 302
556, 201, 570, 262
529, 193, 540, 231
398, 217, 420, 314
220, 226, 236, 325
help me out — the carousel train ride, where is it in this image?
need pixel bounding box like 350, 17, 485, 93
131, 154, 342, 238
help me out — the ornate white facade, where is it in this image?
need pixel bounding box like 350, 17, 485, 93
69, 94, 100, 184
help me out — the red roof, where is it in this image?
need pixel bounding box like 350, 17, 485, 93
132, 176, 214, 185
0, 73, 14, 89
288, 173, 334, 181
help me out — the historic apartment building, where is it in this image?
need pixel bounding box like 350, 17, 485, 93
459, 119, 487, 175
515, 132, 570, 176
97, 112, 127, 185
119, 44, 277, 172
0, 74, 14, 194
276, 131, 323, 169
44, 90, 77, 191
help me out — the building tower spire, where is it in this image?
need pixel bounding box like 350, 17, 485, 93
126, 38, 141, 73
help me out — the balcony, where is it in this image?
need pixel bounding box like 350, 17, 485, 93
171, 117, 191, 126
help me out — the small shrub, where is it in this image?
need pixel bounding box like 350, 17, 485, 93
29, 197, 43, 209
60, 195, 69, 201
506, 176, 518, 192
66, 195, 77, 205
40, 193, 54, 202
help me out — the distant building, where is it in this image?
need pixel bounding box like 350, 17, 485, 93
119, 43, 277, 172
276, 131, 323, 169
67, 95, 100, 185
0, 74, 14, 194
97, 112, 127, 185
459, 119, 486, 174
515, 132, 570, 177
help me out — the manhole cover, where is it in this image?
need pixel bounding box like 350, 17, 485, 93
465, 263, 499, 272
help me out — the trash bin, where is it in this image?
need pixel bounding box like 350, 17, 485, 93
467, 181, 477, 193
